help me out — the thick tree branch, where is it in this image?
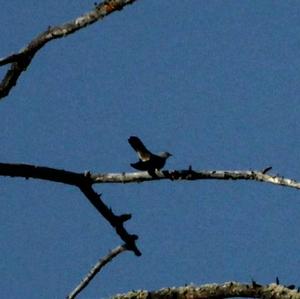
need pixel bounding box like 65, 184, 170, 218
113, 282, 300, 299
0, 0, 138, 100
0, 162, 85, 185
67, 244, 128, 299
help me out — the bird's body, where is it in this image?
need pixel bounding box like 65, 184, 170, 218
128, 136, 172, 173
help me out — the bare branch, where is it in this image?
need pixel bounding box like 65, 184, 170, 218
0, 163, 299, 190
91, 168, 300, 190
79, 182, 140, 256
113, 282, 300, 299
67, 244, 128, 299
0, 0, 138, 100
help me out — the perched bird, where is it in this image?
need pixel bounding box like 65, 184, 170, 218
128, 136, 172, 173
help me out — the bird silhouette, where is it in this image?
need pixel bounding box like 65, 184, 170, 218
128, 136, 172, 174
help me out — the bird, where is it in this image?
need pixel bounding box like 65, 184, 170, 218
128, 136, 172, 173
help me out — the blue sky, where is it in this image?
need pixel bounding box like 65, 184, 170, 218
1, 1, 300, 298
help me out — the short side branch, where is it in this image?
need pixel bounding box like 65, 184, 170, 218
0, 0, 138, 99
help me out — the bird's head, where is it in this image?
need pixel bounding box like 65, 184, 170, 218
159, 152, 172, 159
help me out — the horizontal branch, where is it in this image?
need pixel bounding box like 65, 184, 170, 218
91, 168, 300, 189
0, 162, 85, 185
0, 0, 138, 99
67, 244, 128, 299
113, 281, 300, 299
0, 163, 299, 190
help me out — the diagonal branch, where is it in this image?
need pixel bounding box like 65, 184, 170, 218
78, 181, 140, 256
0, 162, 141, 256
67, 244, 128, 299
0, 0, 138, 100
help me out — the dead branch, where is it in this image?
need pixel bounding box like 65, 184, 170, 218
0, 162, 299, 190
113, 281, 300, 299
78, 182, 140, 256
91, 168, 300, 190
0, 163, 300, 189
67, 244, 128, 299
0, 0, 138, 100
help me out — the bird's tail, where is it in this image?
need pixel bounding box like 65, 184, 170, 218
128, 136, 151, 158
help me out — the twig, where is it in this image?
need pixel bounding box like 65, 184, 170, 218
0, 0, 138, 99
67, 244, 128, 299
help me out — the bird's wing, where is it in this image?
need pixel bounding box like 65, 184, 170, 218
128, 136, 152, 161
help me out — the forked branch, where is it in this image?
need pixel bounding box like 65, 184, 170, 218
0, 162, 298, 258
0, 162, 141, 256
